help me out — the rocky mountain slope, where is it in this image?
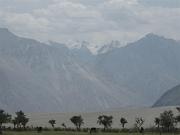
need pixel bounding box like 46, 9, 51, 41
0, 28, 130, 112
1, 28, 180, 112
95, 34, 180, 105
153, 85, 180, 107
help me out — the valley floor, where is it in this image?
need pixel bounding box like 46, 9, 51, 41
3, 131, 179, 135
26, 106, 179, 128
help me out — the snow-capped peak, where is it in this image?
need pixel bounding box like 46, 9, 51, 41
98, 40, 121, 54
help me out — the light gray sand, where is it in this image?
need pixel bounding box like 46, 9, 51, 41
24, 106, 179, 128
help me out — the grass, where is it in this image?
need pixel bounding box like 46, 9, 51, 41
2, 131, 178, 135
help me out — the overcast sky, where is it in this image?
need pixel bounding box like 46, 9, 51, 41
0, 0, 180, 45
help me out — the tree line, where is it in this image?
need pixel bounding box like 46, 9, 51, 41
0, 110, 29, 134
0, 107, 180, 134
48, 107, 180, 133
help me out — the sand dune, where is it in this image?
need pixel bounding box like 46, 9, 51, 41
26, 106, 179, 128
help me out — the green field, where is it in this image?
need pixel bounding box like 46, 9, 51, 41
2, 131, 178, 135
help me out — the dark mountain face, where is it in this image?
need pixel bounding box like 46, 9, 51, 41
153, 85, 180, 107
0, 28, 180, 112
95, 33, 180, 105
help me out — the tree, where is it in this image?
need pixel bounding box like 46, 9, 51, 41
154, 117, 161, 135
70, 115, 84, 130
21, 117, 29, 129
11, 118, 18, 129
97, 115, 113, 131
61, 123, 66, 129
159, 110, 175, 132
15, 110, 29, 129
176, 115, 180, 123
48, 119, 56, 128
154, 117, 160, 129
176, 107, 180, 112
120, 117, 128, 129
135, 117, 144, 132
176, 107, 180, 123
0, 109, 11, 133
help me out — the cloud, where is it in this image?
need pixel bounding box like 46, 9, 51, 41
139, 0, 180, 8
0, 0, 51, 12
0, 0, 180, 45
4, 13, 49, 31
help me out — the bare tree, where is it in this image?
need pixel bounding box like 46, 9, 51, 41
135, 117, 144, 132
48, 119, 56, 129
120, 117, 128, 129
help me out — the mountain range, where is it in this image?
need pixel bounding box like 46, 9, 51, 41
0, 28, 180, 112
153, 84, 180, 107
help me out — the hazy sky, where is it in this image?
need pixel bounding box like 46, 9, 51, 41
0, 0, 180, 44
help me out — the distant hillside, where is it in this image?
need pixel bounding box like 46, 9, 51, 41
1, 28, 180, 112
95, 33, 180, 105
0, 28, 130, 112
153, 85, 180, 107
